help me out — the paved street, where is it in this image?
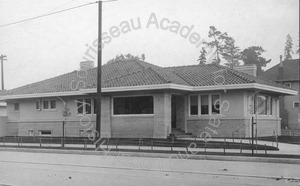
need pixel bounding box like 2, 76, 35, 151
0, 150, 299, 186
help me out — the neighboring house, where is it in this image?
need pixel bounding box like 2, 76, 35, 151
261, 57, 300, 129
0, 94, 7, 137
0, 60, 297, 138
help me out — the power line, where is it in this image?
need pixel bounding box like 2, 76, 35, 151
0, 1, 98, 28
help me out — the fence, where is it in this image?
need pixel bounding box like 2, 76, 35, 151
0, 136, 279, 157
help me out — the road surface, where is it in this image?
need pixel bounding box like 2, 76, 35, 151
0, 150, 299, 186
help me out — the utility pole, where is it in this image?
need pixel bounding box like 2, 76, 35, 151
96, 1, 102, 140
0, 55, 7, 90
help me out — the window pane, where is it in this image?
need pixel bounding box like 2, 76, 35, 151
36, 100, 40, 110
14, 103, 20, 111
211, 95, 220, 114
85, 99, 91, 114
77, 99, 83, 114
294, 102, 299, 108
50, 100, 56, 109
256, 95, 267, 115
43, 101, 49, 109
93, 99, 97, 114
201, 95, 209, 115
113, 96, 153, 115
190, 95, 198, 115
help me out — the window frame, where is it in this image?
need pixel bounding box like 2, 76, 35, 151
250, 94, 274, 116
283, 82, 292, 88
14, 103, 20, 112
38, 130, 52, 136
112, 95, 154, 116
189, 95, 199, 116
188, 93, 222, 116
293, 101, 300, 108
36, 100, 41, 111
76, 98, 97, 115
42, 100, 56, 111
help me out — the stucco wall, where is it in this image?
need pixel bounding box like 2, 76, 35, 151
0, 116, 7, 137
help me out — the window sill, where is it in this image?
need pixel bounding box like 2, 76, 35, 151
112, 114, 154, 117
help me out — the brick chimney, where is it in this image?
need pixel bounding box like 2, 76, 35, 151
278, 55, 283, 80
233, 64, 257, 77
80, 61, 94, 71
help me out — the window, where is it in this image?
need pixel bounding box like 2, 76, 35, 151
42, 100, 56, 110
76, 99, 96, 115
77, 99, 84, 114
284, 82, 292, 88
43, 101, 49, 109
113, 96, 154, 115
294, 101, 300, 108
36, 100, 41, 110
250, 94, 273, 115
190, 95, 198, 115
39, 130, 52, 136
14, 103, 20, 112
201, 95, 209, 115
85, 99, 92, 114
256, 95, 267, 115
50, 100, 56, 109
211, 95, 220, 114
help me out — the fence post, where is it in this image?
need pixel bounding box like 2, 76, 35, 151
232, 132, 234, 143
3, 136, 5, 146
276, 134, 278, 148
21, 137, 22, 146
204, 140, 207, 153
84, 139, 87, 149
116, 138, 118, 150
107, 138, 109, 150
240, 141, 242, 154
264, 144, 267, 156
17, 137, 19, 146
151, 140, 153, 151
61, 138, 63, 148
39, 138, 42, 147
223, 138, 226, 155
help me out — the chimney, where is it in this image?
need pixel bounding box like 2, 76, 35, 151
278, 55, 283, 80
80, 61, 94, 71
233, 64, 257, 77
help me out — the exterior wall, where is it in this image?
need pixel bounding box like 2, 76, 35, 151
186, 90, 281, 138
0, 106, 7, 116
175, 95, 186, 131
283, 81, 299, 129
5, 91, 172, 139
0, 116, 7, 137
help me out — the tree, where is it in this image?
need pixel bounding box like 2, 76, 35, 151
106, 53, 141, 64
61, 103, 71, 148
284, 34, 293, 60
197, 47, 207, 65
204, 26, 228, 64
240, 46, 271, 75
221, 37, 241, 68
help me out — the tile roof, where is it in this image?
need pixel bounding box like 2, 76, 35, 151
1, 60, 292, 96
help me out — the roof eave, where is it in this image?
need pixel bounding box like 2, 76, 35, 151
0, 83, 297, 100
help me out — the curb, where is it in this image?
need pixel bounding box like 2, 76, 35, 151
1, 147, 300, 164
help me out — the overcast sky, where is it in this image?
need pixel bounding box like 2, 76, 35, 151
0, 0, 299, 90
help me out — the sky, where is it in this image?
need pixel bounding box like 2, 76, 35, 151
0, 0, 299, 90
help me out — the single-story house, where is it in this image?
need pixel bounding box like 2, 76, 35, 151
0, 60, 297, 138
260, 57, 299, 129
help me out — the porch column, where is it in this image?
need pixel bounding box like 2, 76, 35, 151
153, 92, 171, 138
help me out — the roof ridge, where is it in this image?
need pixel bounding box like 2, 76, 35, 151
162, 67, 192, 86
101, 68, 151, 84
147, 67, 171, 84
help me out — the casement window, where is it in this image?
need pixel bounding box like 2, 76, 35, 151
14, 103, 20, 112
113, 96, 154, 115
250, 94, 273, 115
38, 130, 52, 136
189, 94, 221, 116
200, 95, 209, 115
36, 100, 41, 110
189, 95, 198, 115
76, 99, 97, 115
42, 100, 56, 110
294, 101, 300, 108
284, 82, 292, 88
211, 94, 220, 114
